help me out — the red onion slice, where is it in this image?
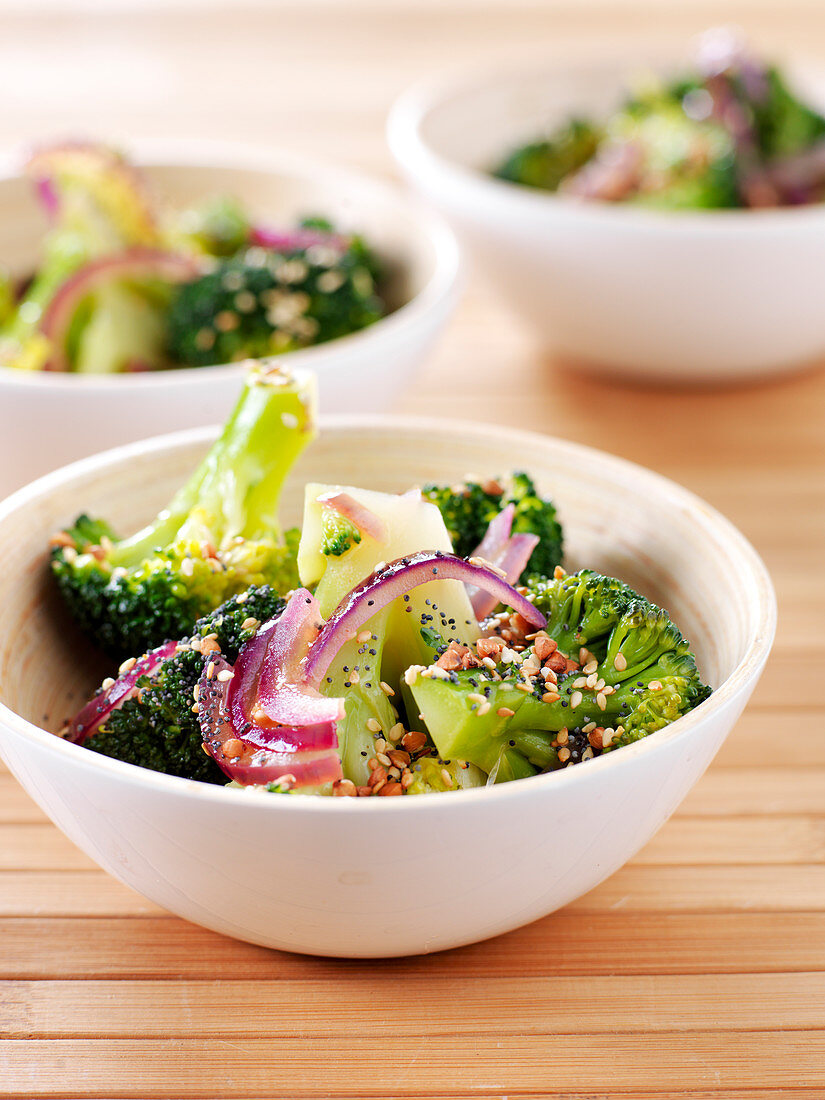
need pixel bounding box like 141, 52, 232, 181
469, 530, 540, 621
304, 550, 546, 684
198, 654, 341, 787
66, 640, 177, 744
249, 225, 348, 253
40, 248, 201, 371
251, 590, 345, 728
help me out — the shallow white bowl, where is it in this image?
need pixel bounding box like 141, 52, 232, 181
0, 141, 460, 498
0, 419, 775, 957
388, 56, 825, 383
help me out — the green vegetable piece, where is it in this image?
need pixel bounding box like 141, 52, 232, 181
51, 363, 315, 658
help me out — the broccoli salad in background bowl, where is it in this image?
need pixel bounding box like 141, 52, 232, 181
0, 360, 774, 955
389, 28, 825, 381
493, 30, 825, 209
0, 141, 460, 496
0, 142, 386, 373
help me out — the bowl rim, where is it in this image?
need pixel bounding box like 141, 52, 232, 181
0, 415, 776, 814
387, 54, 825, 230
0, 138, 461, 391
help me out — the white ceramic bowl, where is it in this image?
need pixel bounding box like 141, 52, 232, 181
388, 56, 825, 382
0, 141, 460, 498
0, 419, 775, 957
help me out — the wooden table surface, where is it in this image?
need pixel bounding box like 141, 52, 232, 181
1, 4, 824, 1098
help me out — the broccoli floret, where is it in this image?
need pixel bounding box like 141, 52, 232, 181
51, 363, 315, 658
408, 569, 710, 781
422, 472, 562, 580
85, 586, 285, 781
493, 119, 602, 191
165, 227, 385, 367
169, 195, 252, 258
321, 511, 362, 558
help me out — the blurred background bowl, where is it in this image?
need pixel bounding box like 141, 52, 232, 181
0, 141, 460, 498
0, 417, 774, 957
388, 55, 825, 383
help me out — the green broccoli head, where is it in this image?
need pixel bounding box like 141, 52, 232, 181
493, 119, 602, 191
165, 224, 385, 368
422, 471, 562, 580
84, 585, 286, 781
51, 363, 315, 658
321, 510, 362, 558
407, 568, 710, 781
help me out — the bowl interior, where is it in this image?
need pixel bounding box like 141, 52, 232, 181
0, 420, 767, 745
0, 157, 438, 316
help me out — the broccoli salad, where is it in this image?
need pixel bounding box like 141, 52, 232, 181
0, 142, 385, 373
54, 362, 710, 797
493, 29, 825, 209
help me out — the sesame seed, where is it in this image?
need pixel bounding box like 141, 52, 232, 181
377, 752, 392, 767
350, 670, 360, 685
467, 693, 486, 706
613, 653, 628, 671
515, 682, 533, 693
380, 681, 395, 697
217, 669, 234, 682
570, 690, 583, 709
583, 660, 598, 675
596, 692, 607, 710
649, 680, 663, 691
241, 617, 260, 632
558, 746, 571, 762
497, 707, 515, 718
572, 677, 587, 689
357, 630, 373, 643
542, 691, 560, 704
366, 718, 382, 733
477, 702, 491, 716
118, 657, 136, 675
101, 677, 115, 691
206, 662, 215, 680
440, 768, 453, 788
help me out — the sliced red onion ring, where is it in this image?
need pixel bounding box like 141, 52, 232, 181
249, 225, 348, 253
254, 590, 345, 727
66, 640, 177, 744
305, 550, 546, 684
198, 653, 341, 787
39, 248, 201, 371
472, 504, 515, 563
469, 530, 540, 620
317, 490, 386, 542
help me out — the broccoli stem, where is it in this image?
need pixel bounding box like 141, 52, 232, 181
110, 365, 315, 569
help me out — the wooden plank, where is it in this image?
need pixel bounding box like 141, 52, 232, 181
0, 776, 47, 824
713, 710, 825, 768
0, 825, 94, 871
5, 973, 825, 1039
633, 816, 825, 865
1, 1033, 824, 1097
679, 769, 825, 816
1, 863, 822, 919
572, 864, 825, 912
0, 873, 165, 918
2, 912, 824, 980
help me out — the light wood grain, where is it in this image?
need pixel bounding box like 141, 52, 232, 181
2, 1033, 825, 1097
0, 3, 824, 1098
